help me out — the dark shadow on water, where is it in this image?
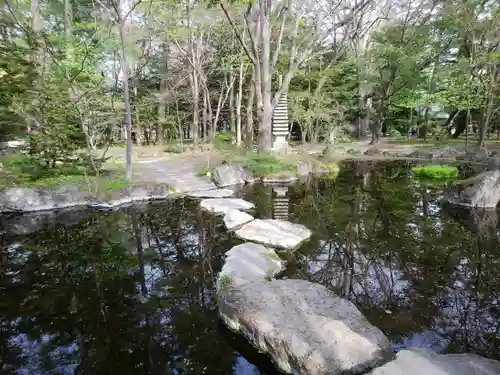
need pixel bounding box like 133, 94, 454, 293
242, 160, 500, 361
1, 160, 499, 375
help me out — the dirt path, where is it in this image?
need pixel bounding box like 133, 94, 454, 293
132, 152, 220, 193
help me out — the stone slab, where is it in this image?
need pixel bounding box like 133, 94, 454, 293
235, 219, 311, 250
369, 348, 500, 375
200, 198, 254, 215
223, 209, 254, 231
217, 243, 284, 290
186, 189, 235, 199
218, 278, 393, 375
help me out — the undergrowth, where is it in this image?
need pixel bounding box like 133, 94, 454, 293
411, 165, 459, 180
0, 153, 129, 193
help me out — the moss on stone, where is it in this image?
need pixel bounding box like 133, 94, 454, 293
411, 165, 459, 180
219, 274, 233, 291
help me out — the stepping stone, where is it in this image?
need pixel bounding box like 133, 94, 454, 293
217, 243, 284, 289
186, 189, 234, 198
262, 175, 298, 184
235, 219, 311, 250
218, 278, 392, 375
223, 209, 254, 231
200, 198, 254, 215
368, 348, 500, 375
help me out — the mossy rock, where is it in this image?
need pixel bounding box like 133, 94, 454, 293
411, 165, 459, 180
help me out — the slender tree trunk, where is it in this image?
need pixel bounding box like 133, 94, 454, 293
157, 92, 165, 145
229, 84, 235, 132
118, 21, 133, 181
156, 53, 168, 145
189, 71, 199, 144
235, 45, 245, 147
246, 73, 255, 148
258, 0, 273, 152
30, 0, 43, 131
202, 90, 208, 139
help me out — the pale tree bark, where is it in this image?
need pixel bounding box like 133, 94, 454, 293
347, 0, 388, 139
246, 67, 255, 148
97, 0, 142, 182
188, 70, 200, 143
236, 43, 247, 147
157, 64, 166, 145
229, 84, 235, 131
118, 23, 134, 180
214, 72, 236, 134
222, 0, 371, 152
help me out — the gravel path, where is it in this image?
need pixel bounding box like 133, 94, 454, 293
133, 155, 218, 193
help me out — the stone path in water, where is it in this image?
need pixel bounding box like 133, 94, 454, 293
193, 173, 500, 375
133, 157, 217, 193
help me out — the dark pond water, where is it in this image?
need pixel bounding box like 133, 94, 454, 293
1, 160, 499, 374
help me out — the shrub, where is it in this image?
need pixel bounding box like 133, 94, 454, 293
241, 153, 296, 177
411, 165, 459, 180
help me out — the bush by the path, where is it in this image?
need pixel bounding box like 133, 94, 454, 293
241, 153, 296, 177
411, 165, 459, 180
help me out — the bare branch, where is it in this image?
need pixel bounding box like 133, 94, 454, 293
220, 3, 255, 65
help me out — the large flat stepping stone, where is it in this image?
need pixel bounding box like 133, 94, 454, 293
186, 189, 234, 198
369, 348, 500, 375
200, 198, 254, 215
235, 219, 311, 250
223, 209, 254, 231
217, 243, 284, 289
218, 278, 392, 375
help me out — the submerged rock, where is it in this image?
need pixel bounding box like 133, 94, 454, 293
223, 209, 254, 231
443, 170, 500, 208
218, 278, 393, 375
235, 219, 311, 250
212, 164, 255, 187
217, 243, 284, 289
391, 331, 449, 354
200, 198, 254, 215
186, 188, 235, 198
369, 348, 500, 375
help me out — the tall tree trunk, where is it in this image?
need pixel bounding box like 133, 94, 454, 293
235, 45, 245, 147
157, 89, 166, 145
30, 0, 43, 131
258, 0, 273, 152
229, 84, 235, 132
189, 71, 200, 144
202, 90, 208, 139
156, 51, 168, 145
246, 71, 255, 148
118, 21, 134, 181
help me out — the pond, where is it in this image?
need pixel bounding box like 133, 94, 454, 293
0, 160, 499, 374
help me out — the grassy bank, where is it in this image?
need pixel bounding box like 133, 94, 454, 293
0, 154, 130, 194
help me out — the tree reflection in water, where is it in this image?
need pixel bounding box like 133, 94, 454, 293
259, 160, 499, 360
1, 161, 499, 375
0, 199, 276, 375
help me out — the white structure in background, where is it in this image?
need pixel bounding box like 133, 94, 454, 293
272, 92, 290, 151
273, 186, 289, 220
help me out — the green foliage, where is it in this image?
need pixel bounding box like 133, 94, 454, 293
0, 18, 37, 141
197, 167, 214, 176
240, 153, 296, 177
164, 144, 183, 153
411, 165, 459, 180
213, 131, 235, 150
218, 275, 233, 291
0, 153, 126, 192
